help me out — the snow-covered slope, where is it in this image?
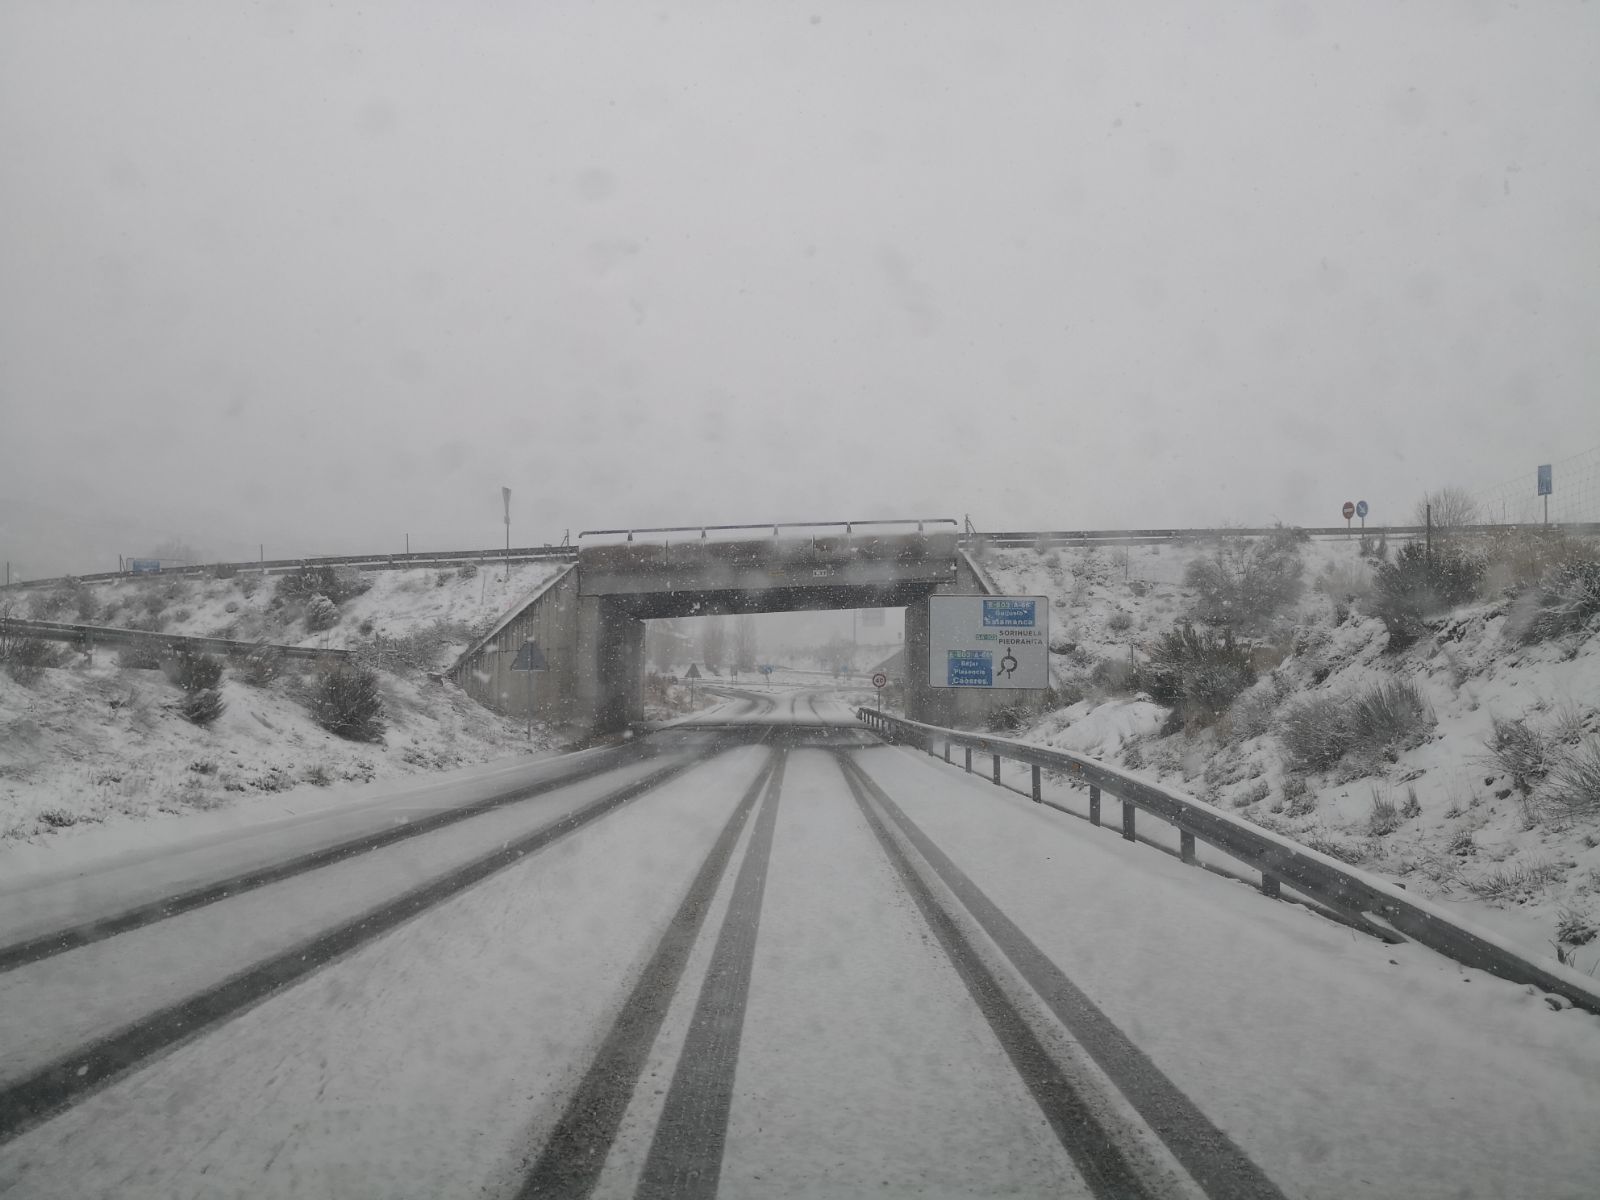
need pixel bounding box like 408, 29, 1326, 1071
974, 534, 1600, 973
0, 564, 569, 843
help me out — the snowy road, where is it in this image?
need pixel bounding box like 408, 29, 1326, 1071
1, 692, 1598, 1198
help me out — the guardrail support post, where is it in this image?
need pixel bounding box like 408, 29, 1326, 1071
1031, 764, 1041, 803
1180, 830, 1196, 864
1122, 800, 1136, 842
1088, 785, 1101, 826
992, 754, 1001, 784
1261, 874, 1280, 898
943, 742, 951, 764
964, 748, 973, 773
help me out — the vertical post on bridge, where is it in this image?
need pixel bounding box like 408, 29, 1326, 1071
964, 747, 973, 773
1180, 830, 1196, 865
943, 742, 951, 764
1261, 875, 1281, 898
1088, 785, 1101, 826
1031, 764, 1042, 803
992, 753, 1001, 784
1122, 800, 1136, 842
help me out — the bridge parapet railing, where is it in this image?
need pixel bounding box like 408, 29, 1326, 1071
855, 707, 1600, 1016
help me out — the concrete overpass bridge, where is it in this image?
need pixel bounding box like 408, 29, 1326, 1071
450, 520, 1040, 736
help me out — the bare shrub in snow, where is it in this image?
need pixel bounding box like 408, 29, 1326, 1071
1280, 679, 1433, 773
1184, 527, 1305, 630
1463, 859, 1562, 902
1367, 541, 1484, 649
311, 664, 387, 742
1544, 738, 1600, 820
1556, 907, 1598, 947
276, 565, 372, 605
1107, 611, 1133, 632
1510, 558, 1600, 645
1367, 789, 1401, 836
1279, 696, 1353, 771
180, 688, 226, 726
304, 594, 339, 632
457, 562, 478, 579
1485, 717, 1554, 794
1227, 684, 1279, 742
1350, 678, 1435, 750
172, 652, 224, 692
1138, 622, 1254, 726
238, 643, 285, 687
3, 636, 66, 686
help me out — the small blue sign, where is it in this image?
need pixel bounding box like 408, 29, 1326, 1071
1355, 500, 1369, 519
947, 649, 993, 687
130, 559, 161, 575
1538, 464, 1552, 497
981, 599, 1037, 629
759, 665, 773, 676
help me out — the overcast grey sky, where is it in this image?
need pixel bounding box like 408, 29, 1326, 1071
3, 1, 1598, 577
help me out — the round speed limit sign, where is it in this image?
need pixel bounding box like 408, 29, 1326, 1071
872, 673, 888, 689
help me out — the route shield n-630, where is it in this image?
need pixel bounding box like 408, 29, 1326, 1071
927, 595, 1049, 689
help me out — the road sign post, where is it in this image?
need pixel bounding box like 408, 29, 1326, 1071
927, 596, 1049, 690
1356, 499, 1368, 532
872, 671, 887, 711
1538, 464, 1552, 526
1342, 501, 1355, 537
510, 639, 548, 740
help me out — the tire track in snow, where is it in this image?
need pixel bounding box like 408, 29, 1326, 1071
839, 751, 1288, 1200
632, 747, 787, 1199
516, 742, 782, 1199
0, 742, 664, 974
0, 751, 721, 1149
835, 751, 1160, 1200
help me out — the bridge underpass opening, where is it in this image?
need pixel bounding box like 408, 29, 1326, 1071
450, 523, 1049, 736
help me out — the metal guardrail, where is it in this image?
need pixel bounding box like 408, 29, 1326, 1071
0, 617, 350, 663
856, 708, 1600, 1015
968, 523, 1600, 547
0, 546, 578, 592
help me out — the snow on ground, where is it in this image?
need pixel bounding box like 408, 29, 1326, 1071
972, 532, 1600, 974
0, 564, 569, 845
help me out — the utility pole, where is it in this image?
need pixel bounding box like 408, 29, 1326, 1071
502, 486, 512, 582
1425, 503, 1432, 567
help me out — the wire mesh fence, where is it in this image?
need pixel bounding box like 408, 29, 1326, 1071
1467, 443, 1600, 527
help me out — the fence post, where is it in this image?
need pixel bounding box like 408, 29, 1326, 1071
943, 742, 951, 764
964, 748, 973, 773
1088, 785, 1101, 826
992, 754, 1001, 784
1122, 800, 1136, 841
1031, 764, 1042, 803
1180, 830, 1196, 864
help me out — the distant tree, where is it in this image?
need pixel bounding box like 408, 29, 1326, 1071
1413, 487, 1480, 532
733, 616, 758, 672
700, 618, 728, 672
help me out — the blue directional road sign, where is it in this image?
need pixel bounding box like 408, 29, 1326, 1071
946, 650, 994, 687
1356, 500, 1369, 519
130, 559, 161, 574
1538, 465, 1552, 497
